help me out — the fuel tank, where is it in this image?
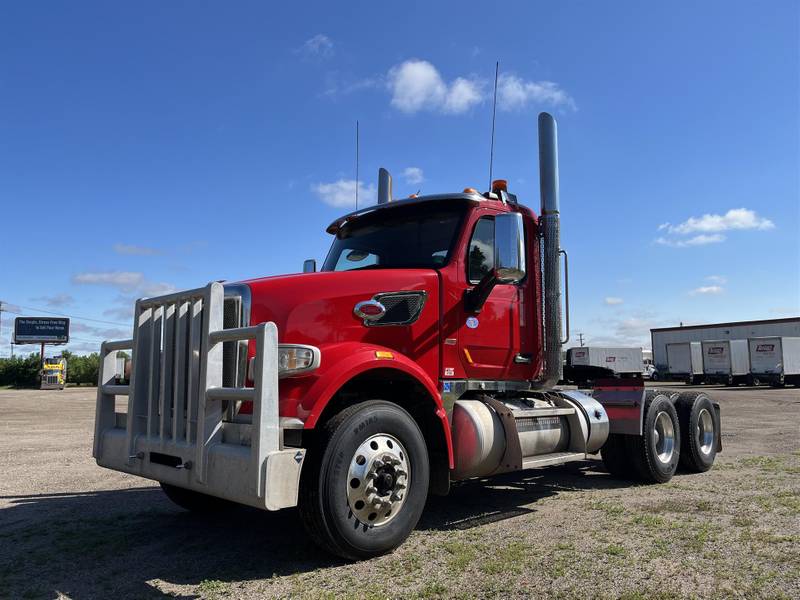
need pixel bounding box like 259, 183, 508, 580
450, 392, 609, 480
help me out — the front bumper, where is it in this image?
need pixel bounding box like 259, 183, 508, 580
93, 282, 305, 511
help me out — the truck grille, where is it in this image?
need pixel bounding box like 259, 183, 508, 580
130, 283, 250, 443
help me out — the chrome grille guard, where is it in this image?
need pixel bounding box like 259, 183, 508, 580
93, 281, 304, 511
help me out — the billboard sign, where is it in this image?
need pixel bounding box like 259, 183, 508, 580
13, 317, 70, 344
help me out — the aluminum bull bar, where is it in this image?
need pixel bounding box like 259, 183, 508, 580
93, 282, 305, 511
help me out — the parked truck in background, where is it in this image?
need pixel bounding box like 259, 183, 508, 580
41, 356, 67, 390
666, 341, 704, 385
565, 346, 644, 385
702, 339, 749, 385
748, 336, 800, 387
93, 113, 721, 559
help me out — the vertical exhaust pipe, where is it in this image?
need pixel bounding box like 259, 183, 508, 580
377, 168, 392, 205
533, 112, 563, 388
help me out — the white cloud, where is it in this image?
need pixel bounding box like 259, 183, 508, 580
706, 275, 727, 284
297, 34, 333, 59
72, 271, 176, 302
312, 179, 377, 208
444, 77, 484, 113
403, 167, 424, 185
386, 60, 574, 116
31, 293, 74, 307
667, 208, 774, 235
323, 74, 382, 98
690, 285, 724, 296
604, 297, 624, 305
103, 306, 135, 321
496, 74, 575, 111
387, 60, 484, 115
72, 271, 144, 291
656, 208, 773, 248
113, 243, 161, 256
655, 234, 726, 247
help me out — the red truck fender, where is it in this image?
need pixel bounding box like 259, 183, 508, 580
298, 342, 454, 469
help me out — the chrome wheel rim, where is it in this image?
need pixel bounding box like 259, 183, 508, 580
346, 433, 410, 527
697, 408, 714, 455
653, 411, 675, 464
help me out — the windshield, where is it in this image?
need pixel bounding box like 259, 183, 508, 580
322, 204, 465, 272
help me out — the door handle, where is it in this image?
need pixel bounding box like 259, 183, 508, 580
514, 353, 532, 364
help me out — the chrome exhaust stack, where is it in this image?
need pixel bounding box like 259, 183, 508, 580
533, 112, 566, 388
377, 168, 392, 205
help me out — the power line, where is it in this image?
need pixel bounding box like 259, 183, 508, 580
0, 301, 128, 327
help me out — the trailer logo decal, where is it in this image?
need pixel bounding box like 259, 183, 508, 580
708, 347, 724, 355
756, 344, 774, 352
606, 357, 616, 363
466, 317, 479, 329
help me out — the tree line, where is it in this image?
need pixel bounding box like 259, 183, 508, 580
0, 351, 102, 387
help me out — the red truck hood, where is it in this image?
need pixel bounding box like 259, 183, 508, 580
241, 269, 439, 348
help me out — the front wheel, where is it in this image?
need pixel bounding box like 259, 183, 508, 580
299, 400, 429, 560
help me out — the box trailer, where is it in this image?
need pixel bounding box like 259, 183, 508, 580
567, 347, 643, 384
748, 336, 800, 387
701, 339, 749, 385
666, 342, 703, 384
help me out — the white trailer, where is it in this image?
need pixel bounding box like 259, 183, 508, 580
568, 347, 643, 378
701, 339, 749, 385
748, 336, 800, 387
666, 342, 704, 384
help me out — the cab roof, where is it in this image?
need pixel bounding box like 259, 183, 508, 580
326, 192, 534, 235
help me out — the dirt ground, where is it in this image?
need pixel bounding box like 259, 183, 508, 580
1, 383, 798, 600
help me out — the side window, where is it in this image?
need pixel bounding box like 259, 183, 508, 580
468, 217, 494, 283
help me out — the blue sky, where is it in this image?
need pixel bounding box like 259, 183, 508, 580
1, 1, 798, 356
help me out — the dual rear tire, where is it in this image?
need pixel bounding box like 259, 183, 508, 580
601, 390, 717, 483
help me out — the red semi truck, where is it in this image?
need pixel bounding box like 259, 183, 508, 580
93, 113, 721, 559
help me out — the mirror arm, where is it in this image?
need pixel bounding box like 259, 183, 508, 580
464, 270, 499, 313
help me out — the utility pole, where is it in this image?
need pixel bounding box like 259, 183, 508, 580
577, 332, 585, 347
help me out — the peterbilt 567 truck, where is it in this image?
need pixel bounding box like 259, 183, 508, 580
93, 113, 721, 559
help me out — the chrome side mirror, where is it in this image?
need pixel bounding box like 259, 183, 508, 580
465, 212, 526, 313
303, 259, 316, 273
494, 212, 526, 283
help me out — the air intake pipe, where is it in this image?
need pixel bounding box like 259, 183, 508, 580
532, 112, 567, 389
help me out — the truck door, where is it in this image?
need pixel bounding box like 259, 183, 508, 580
457, 213, 534, 380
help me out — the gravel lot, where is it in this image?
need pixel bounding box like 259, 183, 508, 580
1, 383, 798, 599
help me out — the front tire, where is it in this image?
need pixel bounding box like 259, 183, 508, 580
299, 400, 429, 560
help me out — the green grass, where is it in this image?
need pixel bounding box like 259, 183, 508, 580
604, 543, 626, 557
196, 579, 229, 598
632, 513, 665, 528
589, 500, 625, 516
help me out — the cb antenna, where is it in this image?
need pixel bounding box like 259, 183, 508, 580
488, 61, 499, 191
355, 120, 360, 210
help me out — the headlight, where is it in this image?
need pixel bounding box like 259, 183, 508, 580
278, 345, 320, 376
250, 344, 321, 380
